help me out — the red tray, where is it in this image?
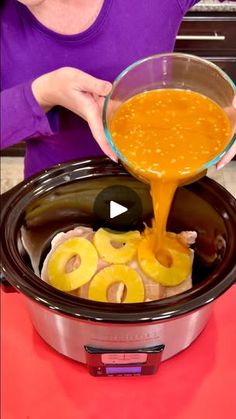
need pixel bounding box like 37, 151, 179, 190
2, 287, 236, 419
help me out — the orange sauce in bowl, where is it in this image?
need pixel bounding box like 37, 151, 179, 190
110, 89, 231, 262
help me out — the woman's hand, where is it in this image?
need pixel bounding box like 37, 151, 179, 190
216, 95, 236, 170
32, 67, 117, 161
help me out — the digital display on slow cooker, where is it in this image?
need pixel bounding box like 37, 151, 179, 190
85, 344, 165, 376
106, 366, 142, 375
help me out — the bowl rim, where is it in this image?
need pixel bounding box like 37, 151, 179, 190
1, 157, 236, 324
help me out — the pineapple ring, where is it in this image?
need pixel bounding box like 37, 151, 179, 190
88, 264, 145, 303
93, 228, 141, 264
138, 237, 191, 286
47, 237, 98, 291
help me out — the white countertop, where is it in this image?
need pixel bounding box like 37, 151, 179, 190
192, 0, 236, 11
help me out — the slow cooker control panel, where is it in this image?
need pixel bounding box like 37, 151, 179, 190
85, 345, 165, 376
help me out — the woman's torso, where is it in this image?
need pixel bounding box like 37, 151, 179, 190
1, 0, 185, 177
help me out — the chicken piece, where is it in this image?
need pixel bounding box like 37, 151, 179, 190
178, 231, 197, 246
48, 226, 93, 249
107, 283, 125, 303
78, 280, 91, 299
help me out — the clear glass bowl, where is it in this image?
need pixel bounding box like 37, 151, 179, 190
103, 53, 236, 181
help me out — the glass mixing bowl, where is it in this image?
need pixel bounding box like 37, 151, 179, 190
103, 53, 236, 182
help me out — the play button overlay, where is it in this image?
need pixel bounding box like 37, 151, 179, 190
93, 185, 143, 231
110, 201, 128, 219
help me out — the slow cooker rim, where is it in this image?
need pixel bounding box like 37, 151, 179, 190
1, 157, 236, 323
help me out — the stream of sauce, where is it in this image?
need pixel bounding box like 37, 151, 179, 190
110, 89, 231, 264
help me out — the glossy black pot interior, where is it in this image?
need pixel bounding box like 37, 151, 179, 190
1, 157, 236, 323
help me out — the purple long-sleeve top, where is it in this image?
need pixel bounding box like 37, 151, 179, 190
0, 0, 226, 178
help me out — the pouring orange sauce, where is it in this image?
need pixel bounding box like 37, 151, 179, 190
110, 89, 231, 266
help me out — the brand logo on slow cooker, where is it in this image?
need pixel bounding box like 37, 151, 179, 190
93, 333, 161, 343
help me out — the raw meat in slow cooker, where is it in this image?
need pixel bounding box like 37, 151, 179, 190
39, 227, 196, 303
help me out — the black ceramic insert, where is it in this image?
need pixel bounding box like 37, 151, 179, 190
1, 157, 236, 323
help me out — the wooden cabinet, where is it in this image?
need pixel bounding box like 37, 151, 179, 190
175, 12, 236, 81
208, 57, 236, 78
174, 11, 236, 161
1, 143, 25, 157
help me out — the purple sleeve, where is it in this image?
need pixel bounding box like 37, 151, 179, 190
0, 80, 58, 149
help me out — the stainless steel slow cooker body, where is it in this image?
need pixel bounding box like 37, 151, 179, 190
1, 157, 236, 365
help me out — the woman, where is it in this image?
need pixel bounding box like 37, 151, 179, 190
1, 0, 236, 178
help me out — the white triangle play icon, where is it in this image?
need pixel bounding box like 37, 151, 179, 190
110, 201, 128, 219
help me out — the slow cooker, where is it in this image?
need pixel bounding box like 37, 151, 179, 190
1, 157, 236, 376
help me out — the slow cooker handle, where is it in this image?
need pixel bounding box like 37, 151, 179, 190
1, 185, 23, 293
1, 181, 23, 209
0, 272, 17, 293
